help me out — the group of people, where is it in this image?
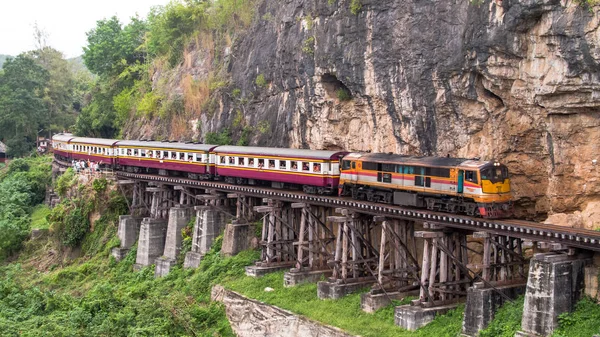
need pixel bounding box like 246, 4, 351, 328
72, 159, 101, 175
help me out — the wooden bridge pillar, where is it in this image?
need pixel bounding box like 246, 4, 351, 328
245, 199, 298, 277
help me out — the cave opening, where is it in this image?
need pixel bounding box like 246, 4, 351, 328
321, 73, 352, 101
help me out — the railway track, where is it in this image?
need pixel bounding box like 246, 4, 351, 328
53, 159, 600, 252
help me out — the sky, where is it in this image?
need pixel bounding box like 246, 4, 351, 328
0, 0, 172, 58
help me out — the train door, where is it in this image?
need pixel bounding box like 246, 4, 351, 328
350, 161, 358, 183
457, 170, 464, 194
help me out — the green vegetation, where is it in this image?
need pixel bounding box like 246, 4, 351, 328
302, 36, 315, 54
336, 88, 352, 101
480, 296, 524, 337
0, 42, 91, 157
255, 73, 267, 88
553, 297, 600, 337
350, 0, 362, 15
224, 271, 464, 337
206, 128, 233, 145
30, 205, 51, 230
0, 156, 51, 260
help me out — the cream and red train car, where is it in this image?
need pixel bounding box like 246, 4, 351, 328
338, 153, 512, 218
114, 140, 218, 179
51, 134, 75, 162
70, 137, 119, 166
213, 146, 348, 194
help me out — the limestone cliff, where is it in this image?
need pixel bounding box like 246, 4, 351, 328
124, 0, 600, 223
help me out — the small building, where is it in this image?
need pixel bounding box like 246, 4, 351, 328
37, 136, 49, 154
0, 141, 6, 164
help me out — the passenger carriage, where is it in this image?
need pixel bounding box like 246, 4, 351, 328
51, 134, 75, 162
115, 140, 218, 179
70, 137, 119, 166
213, 146, 348, 194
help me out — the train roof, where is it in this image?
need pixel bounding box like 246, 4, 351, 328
70, 137, 120, 146
345, 152, 493, 168
213, 146, 349, 160
116, 140, 218, 152
52, 134, 75, 143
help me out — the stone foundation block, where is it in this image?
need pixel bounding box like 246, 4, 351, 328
155, 257, 177, 277
118, 215, 142, 249
163, 207, 192, 260
135, 218, 168, 267
317, 279, 374, 300
585, 265, 599, 301
395, 303, 459, 331
245, 264, 294, 277
461, 282, 526, 336
221, 222, 250, 256
184, 251, 203, 269
518, 253, 590, 337
360, 289, 420, 313
111, 247, 130, 262
284, 270, 331, 287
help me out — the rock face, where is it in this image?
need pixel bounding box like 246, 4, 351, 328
211, 285, 355, 337
125, 0, 600, 220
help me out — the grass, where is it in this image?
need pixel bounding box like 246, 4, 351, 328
553, 297, 600, 337
30, 204, 51, 229
224, 271, 464, 337
480, 296, 524, 337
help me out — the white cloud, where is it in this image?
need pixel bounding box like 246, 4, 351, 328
0, 0, 171, 58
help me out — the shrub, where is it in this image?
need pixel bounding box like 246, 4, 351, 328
336, 88, 352, 101
255, 74, 267, 88
92, 177, 108, 194
55, 168, 77, 198
350, 0, 362, 14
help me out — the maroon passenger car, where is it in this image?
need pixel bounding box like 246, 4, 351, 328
213, 146, 348, 194
115, 140, 218, 179
70, 137, 118, 166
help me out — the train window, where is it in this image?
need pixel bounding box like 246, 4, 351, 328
396, 165, 403, 173
229, 156, 235, 165
425, 177, 431, 187
187, 154, 193, 162
302, 162, 310, 171
179, 152, 185, 161
342, 160, 351, 170
249, 158, 255, 167
415, 176, 424, 186
382, 173, 392, 183
163, 151, 169, 159
133, 149, 138, 156
220, 156, 226, 164
279, 160, 287, 169
351, 162, 356, 169
465, 171, 478, 183
403, 166, 414, 174
268, 160, 275, 169
363, 162, 378, 171
258, 159, 264, 168
313, 163, 321, 173
291, 161, 298, 170
382, 163, 395, 172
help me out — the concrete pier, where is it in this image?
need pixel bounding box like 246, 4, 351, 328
395, 303, 460, 331
360, 289, 420, 313
111, 215, 142, 261
284, 270, 332, 288
221, 222, 251, 256
134, 218, 168, 270
461, 282, 526, 336
163, 206, 193, 260
153, 206, 192, 277
317, 278, 374, 300
516, 253, 589, 337
183, 206, 224, 269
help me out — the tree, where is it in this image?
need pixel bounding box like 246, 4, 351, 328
82, 16, 148, 78
0, 55, 49, 157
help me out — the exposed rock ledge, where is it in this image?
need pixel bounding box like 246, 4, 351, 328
211, 285, 355, 337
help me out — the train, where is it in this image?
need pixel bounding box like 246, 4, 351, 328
52, 134, 512, 219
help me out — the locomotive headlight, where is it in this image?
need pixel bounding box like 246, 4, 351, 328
493, 162, 500, 166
